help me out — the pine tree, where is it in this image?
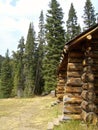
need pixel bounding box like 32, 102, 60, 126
12, 37, 25, 97
66, 3, 81, 42
24, 23, 36, 97
0, 50, 13, 98
43, 0, 65, 92
34, 10, 45, 95
83, 0, 96, 30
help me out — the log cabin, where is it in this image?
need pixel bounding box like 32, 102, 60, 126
57, 23, 98, 124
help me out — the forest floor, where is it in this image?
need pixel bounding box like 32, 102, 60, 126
0, 95, 62, 130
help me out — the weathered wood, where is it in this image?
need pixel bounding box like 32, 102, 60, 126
57, 83, 65, 86
63, 105, 81, 114
66, 78, 83, 86
68, 52, 83, 58
83, 58, 93, 66
63, 114, 81, 120
59, 79, 65, 83
68, 58, 82, 63
81, 101, 97, 112
81, 110, 98, 124
81, 90, 96, 101
63, 95, 82, 104
82, 83, 94, 90
67, 71, 82, 78
83, 66, 96, 72
65, 86, 82, 93
81, 72, 94, 82
56, 87, 64, 90
57, 94, 64, 100
86, 34, 92, 40
56, 91, 64, 94
67, 63, 83, 71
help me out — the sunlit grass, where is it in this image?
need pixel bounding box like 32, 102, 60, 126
54, 120, 98, 130
0, 96, 62, 129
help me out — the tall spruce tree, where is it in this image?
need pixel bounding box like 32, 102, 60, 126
0, 50, 13, 98
83, 0, 96, 30
12, 37, 25, 97
43, 0, 65, 92
24, 23, 36, 97
66, 3, 81, 42
34, 10, 45, 95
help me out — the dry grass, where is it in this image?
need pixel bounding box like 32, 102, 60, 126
0, 96, 61, 130
54, 119, 98, 130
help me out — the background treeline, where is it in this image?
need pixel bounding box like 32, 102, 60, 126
0, 0, 97, 98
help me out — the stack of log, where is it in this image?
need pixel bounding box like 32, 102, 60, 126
63, 50, 83, 120
92, 39, 98, 117
81, 40, 98, 124
56, 71, 66, 100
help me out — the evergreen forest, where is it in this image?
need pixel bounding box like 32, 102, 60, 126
0, 0, 97, 98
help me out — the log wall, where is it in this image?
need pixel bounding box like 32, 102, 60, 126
56, 71, 66, 100
63, 50, 83, 120
81, 40, 98, 124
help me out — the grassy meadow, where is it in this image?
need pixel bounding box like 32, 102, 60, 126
0, 96, 62, 130
0, 96, 98, 130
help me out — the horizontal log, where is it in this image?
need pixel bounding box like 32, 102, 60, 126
67, 63, 83, 71
68, 58, 83, 63
63, 114, 81, 120
63, 105, 81, 114
57, 83, 65, 86
81, 110, 98, 124
63, 93, 81, 98
82, 83, 94, 90
56, 90, 64, 94
63, 95, 82, 104
81, 100, 97, 112
65, 86, 82, 93
69, 52, 84, 58
56, 87, 64, 91
66, 78, 83, 86
67, 71, 82, 78
81, 73, 94, 82
81, 90, 96, 101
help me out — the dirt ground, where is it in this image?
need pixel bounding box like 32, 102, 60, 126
0, 96, 59, 130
